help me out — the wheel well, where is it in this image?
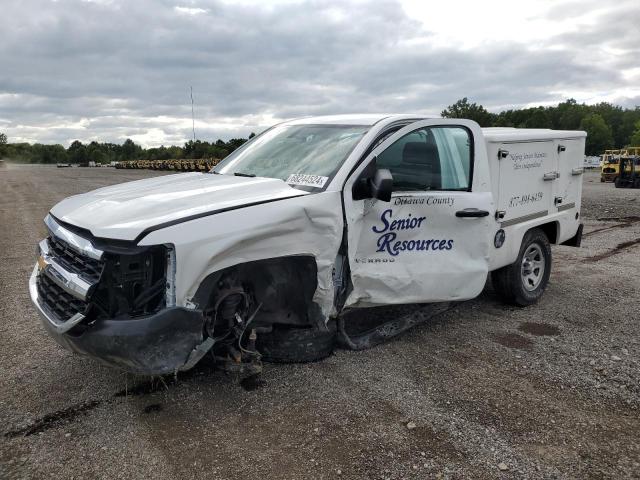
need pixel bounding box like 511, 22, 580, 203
192, 256, 321, 328
533, 221, 558, 244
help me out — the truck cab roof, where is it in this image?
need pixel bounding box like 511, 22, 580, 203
285, 115, 587, 141
285, 114, 434, 126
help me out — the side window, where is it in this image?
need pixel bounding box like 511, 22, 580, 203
376, 126, 472, 191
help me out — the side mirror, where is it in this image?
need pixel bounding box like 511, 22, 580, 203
351, 157, 394, 202
369, 168, 393, 202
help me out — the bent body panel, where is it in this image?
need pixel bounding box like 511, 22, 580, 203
139, 191, 345, 317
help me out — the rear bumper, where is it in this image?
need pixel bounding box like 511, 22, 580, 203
29, 265, 205, 375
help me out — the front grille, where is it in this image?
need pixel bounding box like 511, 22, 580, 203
37, 221, 167, 322
36, 273, 88, 321
48, 236, 104, 283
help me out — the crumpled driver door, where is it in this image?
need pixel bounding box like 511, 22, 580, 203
343, 119, 493, 307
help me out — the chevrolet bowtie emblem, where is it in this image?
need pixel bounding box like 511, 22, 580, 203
37, 255, 48, 272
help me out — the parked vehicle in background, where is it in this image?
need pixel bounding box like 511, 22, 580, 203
601, 150, 622, 182
78, 161, 98, 167
615, 155, 640, 188
600, 148, 640, 182
56, 163, 72, 168
583, 156, 601, 169
29, 115, 586, 377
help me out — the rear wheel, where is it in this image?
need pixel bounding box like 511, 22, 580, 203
614, 177, 622, 188
491, 228, 552, 307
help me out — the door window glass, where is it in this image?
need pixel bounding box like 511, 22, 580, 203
376, 126, 472, 191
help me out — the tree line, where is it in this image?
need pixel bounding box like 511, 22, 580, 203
0, 134, 254, 165
441, 98, 640, 155
2, 98, 640, 162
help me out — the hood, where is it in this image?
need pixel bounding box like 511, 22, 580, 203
50, 173, 308, 241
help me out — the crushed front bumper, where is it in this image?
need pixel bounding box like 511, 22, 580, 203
29, 265, 205, 375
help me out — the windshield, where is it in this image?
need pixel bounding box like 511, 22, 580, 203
213, 124, 369, 189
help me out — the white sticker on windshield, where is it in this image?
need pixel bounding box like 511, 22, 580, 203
286, 174, 329, 188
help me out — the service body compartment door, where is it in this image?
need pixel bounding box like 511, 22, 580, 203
497, 141, 557, 226
343, 119, 493, 307
555, 139, 584, 213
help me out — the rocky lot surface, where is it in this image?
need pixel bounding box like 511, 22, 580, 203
0, 165, 638, 479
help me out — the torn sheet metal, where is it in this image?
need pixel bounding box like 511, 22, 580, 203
140, 191, 344, 319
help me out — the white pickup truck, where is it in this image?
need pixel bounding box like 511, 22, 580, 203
29, 115, 585, 375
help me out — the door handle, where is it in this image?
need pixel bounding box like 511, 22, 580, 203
456, 208, 490, 218
543, 171, 559, 181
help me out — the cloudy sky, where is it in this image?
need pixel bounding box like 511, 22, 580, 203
1, 0, 638, 147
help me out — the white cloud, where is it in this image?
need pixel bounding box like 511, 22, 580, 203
174, 6, 207, 15
0, 0, 637, 147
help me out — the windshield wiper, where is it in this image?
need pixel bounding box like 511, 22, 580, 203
233, 172, 256, 177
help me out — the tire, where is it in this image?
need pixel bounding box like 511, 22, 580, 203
491, 228, 552, 307
614, 177, 621, 188
256, 321, 336, 363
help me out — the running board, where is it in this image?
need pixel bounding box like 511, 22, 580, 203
337, 303, 453, 351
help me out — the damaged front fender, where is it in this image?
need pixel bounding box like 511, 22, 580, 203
139, 191, 345, 319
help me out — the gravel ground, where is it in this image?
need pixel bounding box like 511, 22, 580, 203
0, 165, 638, 479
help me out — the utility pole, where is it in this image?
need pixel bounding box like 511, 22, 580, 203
190, 86, 196, 142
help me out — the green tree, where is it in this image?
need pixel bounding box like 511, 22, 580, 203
441, 97, 495, 127
68, 140, 88, 164
0, 132, 7, 157
44, 145, 69, 164
3, 143, 34, 162
556, 99, 588, 130
28, 144, 68, 164
579, 113, 613, 155
167, 145, 184, 159
121, 138, 142, 160
629, 120, 640, 147
620, 108, 640, 146
227, 137, 247, 151
86, 141, 107, 164
524, 108, 553, 129
592, 102, 625, 147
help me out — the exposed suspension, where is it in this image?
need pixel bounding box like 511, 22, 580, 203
204, 278, 262, 377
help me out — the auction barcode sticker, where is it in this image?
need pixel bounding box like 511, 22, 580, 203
286, 174, 329, 188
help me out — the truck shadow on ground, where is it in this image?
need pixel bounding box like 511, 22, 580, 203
3, 284, 562, 442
